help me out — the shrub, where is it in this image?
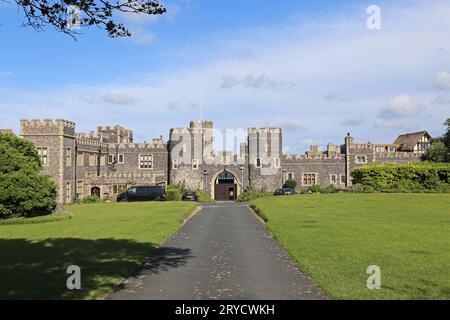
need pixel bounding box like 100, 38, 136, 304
283, 179, 297, 190
80, 196, 102, 204
321, 184, 338, 194
195, 190, 214, 202
307, 184, 322, 193
166, 186, 182, 201
237, 186, 273, 202
0, 133, 57, 219
351, 162, 450, 193
0, 170, 57, 219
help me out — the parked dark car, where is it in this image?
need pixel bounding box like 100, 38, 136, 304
182, 191, 198, 202
117, 186, 166, 202
274, 188, 294, 196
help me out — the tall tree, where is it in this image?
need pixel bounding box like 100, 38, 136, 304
0, 132, 56, 219
6, 0, 166, 38
423, 118, 450, 163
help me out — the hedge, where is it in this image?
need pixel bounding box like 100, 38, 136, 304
351, 162, 450, 193
166, 187, 182, 201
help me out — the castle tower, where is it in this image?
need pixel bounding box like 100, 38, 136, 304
248, 127, 283, 191
20, 119, 76, 205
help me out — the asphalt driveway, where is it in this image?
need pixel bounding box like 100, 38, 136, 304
109, 202, 326, 300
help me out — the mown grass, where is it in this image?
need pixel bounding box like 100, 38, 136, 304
251, 193, 450, 300
0, 202, 197, 299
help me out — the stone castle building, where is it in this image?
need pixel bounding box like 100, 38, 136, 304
12, 119, 431, 204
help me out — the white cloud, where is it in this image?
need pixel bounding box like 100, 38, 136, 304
220, 74, 295, 90
432, 94, 450, 105
435, 71, 450, 89
341, 117, 365, 127
1, 1, 450, 152
102, 92, 138, 106
167, 102, 179, 111
375, 119, 419, 130
324, 91, 352, 102
378, 95, 423, 119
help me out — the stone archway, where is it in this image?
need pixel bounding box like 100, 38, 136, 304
211, 170, 241, 201
91, 187, 101, 198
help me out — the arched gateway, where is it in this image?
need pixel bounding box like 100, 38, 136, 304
213, 171, 238, 201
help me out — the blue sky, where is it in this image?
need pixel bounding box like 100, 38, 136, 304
1, 0, 449, 153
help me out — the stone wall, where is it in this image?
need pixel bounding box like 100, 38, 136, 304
19, 118, 429, 202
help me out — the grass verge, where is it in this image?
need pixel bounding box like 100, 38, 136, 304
251, 193, 450, 299
0, 201, 197, 299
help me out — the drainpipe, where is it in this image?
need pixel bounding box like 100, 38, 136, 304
74, 141, 78, 201
97, 146, 101, 177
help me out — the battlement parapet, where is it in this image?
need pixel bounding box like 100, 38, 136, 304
21, 119, 75, 129
112, 142, 167, 150
76, 131, 99, 140
20, 119, 76, 136
375, 152, 422, 158
284, 154, 345, 161
248, 127, 282, 135
76, 137, 108, 148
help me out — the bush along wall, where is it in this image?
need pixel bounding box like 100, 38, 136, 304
351, 162, 450, 193
0, 132, 57, 219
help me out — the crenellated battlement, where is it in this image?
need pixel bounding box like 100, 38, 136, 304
114, 142, 166, 150
284, 154, 345, 161
374, 152, 422, 158
76, 131, 98, 140
248, 127, 282, 135
21, 119, 76, 129
76, 138, 108, 148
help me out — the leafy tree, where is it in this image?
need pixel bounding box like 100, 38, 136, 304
0, 171, 57, 219
283, 179, 297, 190
0, 132, 56, 219
0, 135, 41, 173
443, 118, 450, 148
5, 0, 166, 38
422, 140, 448, 163
423, 118, 450, 163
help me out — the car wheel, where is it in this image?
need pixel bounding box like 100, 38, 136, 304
120, 198, 128, 203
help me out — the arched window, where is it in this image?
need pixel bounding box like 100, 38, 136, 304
217, 171, 235, 184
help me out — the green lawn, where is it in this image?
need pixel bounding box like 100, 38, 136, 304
0, 202, 197, 299
251, 193, 450, 300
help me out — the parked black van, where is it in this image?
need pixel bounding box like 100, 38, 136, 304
117, 186, 166, 202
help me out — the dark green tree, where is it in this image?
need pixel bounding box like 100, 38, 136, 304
423, 118, 450, 163
5, 0, 166, 38
443, 118, 450, 148
422, 140, 448, 163
283, 179, 297, 190
0, 133, 56, 219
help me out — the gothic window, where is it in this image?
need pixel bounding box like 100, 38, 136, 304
66, 148, 72, 166
355, 156, 367, 164
302, 173, 317, 186
256, 158, 261, 168
118, 154, 124, 164
37, 147, 48, 165
340, 175, 346, 184
192, 159, 199, 170
139, 155, 153, 169
330, 174, 337, 184
274, 158, 280, 168
89, 153, 97, 166
172, 159, 179, 170
66, 181, 71, 204
77, 151, 84, 166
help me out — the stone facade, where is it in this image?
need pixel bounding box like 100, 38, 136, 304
16, 119, 429, 204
